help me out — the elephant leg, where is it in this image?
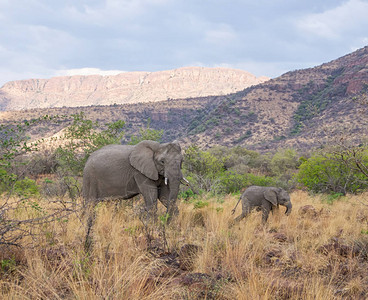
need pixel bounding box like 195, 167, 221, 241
158, 183, 179, 218
158, 183, 169, 208
234, 200, 251, 222
261, 202, 272, 223
136, 175, 158, 221
84, 200, 98, 253
234, 213, 246, 222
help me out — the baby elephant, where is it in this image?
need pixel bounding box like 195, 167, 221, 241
232, 186, 292, 223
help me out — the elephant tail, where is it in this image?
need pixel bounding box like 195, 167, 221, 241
231, 197, 242, 215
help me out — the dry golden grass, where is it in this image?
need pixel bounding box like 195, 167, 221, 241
1, 191, 368, 299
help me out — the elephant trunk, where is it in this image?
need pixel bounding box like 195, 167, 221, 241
167, 177, 180, 217
284, 201, 292, 216
163, 160, 183, 217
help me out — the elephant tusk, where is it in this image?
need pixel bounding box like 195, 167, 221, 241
165, 177, 168, 185
181, 177, 190, 186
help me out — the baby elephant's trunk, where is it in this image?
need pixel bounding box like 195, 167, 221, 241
284, 201, 292, 216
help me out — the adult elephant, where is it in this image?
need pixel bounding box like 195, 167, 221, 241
231, 186, 292, 223
83, 140, 185, 248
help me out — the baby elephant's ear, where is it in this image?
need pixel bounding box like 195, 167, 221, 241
264, 189, 278, 206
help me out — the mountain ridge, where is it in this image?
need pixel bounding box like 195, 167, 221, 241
0, 67, 268, 111
0, 46, 367, 152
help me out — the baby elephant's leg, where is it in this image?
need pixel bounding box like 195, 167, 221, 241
261, 202, 272, 223
234, 196, 251, 222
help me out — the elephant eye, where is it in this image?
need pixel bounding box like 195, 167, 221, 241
160, 160, 165, 164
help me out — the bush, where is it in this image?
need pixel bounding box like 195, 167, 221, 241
270, 148, 299, 176
56, 112, 125, 176
246, 173, 278, 187
183, 145, 225, 193
296, 152, 368, 194
128, 120, 164, 145
179, 189, 196, 201
203, 170, 281, 195
193, 200, 209, 209
218, 171, 248, 194
183, 145, 296, 194
13, 177, 40, 197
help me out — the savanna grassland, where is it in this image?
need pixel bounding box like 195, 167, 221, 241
1, 101, 368, 299
1, 191, 368, 299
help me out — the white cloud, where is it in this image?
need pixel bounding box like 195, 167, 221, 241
55, 68, 126, 77
68, 0, 171, 25
297, 0, 368, 39
0, 0, 367, 87
205, 23, 237, 45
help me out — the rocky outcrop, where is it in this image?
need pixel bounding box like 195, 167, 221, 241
0, 67, 268, 111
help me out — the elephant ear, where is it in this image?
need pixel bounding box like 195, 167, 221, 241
264, 189, 278, 206
129, 142, 159, 180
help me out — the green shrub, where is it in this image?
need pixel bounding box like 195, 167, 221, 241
179, 189, 196, 201
183, 145, 295, 194
56, 112, 125, 176
296, 152, 368, 194
218, 171, 248, 194
13, 177, 40, 197
128, 119, 163, 145
324, 192, 345, 204
183, 145, 225, 192
270, 148, 299, 176
193, 200, 209, 209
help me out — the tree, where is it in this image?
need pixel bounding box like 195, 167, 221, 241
183, 145, 225, 192
270, 148, 299, 176
56, 112, 125, 176
296, 143, 368, 195
128, 119, 163, 145
0, 116, 75, 248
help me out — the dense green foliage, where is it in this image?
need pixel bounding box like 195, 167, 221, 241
1, 113, 368, 201
296, 148, 368, 194
182, 145, 292, 195
182, 143, 368, 197
0, 116, 54, 196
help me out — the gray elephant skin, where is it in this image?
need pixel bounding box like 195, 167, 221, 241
83, 140, 184, 247
232, 186, 292, 223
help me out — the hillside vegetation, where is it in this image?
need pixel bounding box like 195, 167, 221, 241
1, 46, 367, 152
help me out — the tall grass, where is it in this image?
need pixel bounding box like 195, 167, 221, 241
1, 191, 368, 299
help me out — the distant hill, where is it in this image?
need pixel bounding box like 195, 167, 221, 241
0, 67, 268, 111
183, 46, 368, 151
0, 46, 367, 152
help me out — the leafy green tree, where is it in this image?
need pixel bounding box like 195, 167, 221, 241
0, 117, 51, 194
56, 112, 125, 176
218, 171, 247, 194
183, 145, 225, 192
128, 119, 163, 145
208, 146, 260, 172
270, 148, 299, 176
296, 150, 368, 194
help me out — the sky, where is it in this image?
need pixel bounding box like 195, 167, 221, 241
0, 0, 368, 87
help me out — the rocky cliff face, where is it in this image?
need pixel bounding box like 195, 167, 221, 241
0, 67, 268, 111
